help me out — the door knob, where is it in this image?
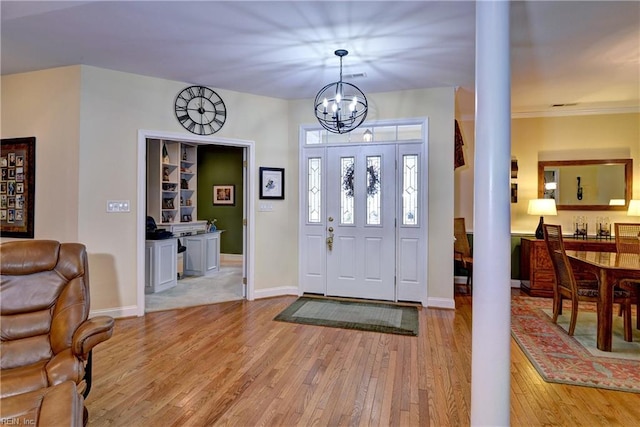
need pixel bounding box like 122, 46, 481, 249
327, 226, 334, 251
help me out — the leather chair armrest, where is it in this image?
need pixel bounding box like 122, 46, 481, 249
72, 316, 115, 357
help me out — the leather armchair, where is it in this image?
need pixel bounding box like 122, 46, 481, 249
1, 240, 115, 423
0, 381, 84, 427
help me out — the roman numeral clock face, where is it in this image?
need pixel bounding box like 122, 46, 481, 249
174, 85, 227, 135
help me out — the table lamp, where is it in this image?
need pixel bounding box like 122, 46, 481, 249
528, 198, 557, 239
628, 199, 640, 216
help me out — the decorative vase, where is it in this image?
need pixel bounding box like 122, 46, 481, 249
162, 144, 170, 163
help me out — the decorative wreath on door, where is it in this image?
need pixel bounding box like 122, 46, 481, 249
342, 163, 380, 197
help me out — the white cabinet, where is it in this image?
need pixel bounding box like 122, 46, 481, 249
158, 220, 207, 236
145, 238, 178, 294
183, 231, 222, 277
146, 139, 199, 226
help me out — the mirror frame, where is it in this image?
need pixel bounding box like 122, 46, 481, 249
537, 159, 633, 211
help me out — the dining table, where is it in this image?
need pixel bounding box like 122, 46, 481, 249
565, 250, 640, 352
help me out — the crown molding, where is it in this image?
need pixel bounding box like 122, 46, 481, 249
511, 105, 640, 119
457, 105, 639, 122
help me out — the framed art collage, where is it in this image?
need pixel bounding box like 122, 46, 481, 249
1, 137, 36, 238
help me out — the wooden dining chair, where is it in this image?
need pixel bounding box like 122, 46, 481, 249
614, 222, 640, 329
543, 224, 631, 339
454, 217, 473, 294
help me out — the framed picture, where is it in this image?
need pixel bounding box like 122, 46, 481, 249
213, 185, 235, 205
259, 167, 284, 200
1, 137, 35, 238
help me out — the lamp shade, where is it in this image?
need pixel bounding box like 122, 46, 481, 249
628, 199, 640, 216
527, 199, 557, 216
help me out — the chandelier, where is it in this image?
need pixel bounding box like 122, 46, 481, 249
314, 49, 368, 134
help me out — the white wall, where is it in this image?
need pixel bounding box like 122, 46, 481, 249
1, 66, 82, 242
2, 66, 456, 313
3, 65, 298, 313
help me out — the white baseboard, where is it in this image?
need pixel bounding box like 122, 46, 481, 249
93, 286, 299, 318
221, 253, 243, 263
95, 280, 521, 318
427, 297, 455, 310
253, 286, 300, 300
90, 305, 140, 319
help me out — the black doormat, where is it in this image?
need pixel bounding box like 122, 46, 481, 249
274, 297, 419, 336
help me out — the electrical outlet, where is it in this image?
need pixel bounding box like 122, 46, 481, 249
106, 200, 131, 213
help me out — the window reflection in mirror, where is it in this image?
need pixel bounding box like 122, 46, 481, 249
537, 159, 632, 211
543, 169, 558, 201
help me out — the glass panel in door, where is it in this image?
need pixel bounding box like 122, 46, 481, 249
326, 145, 396, 301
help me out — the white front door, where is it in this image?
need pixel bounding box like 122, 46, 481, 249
299, 123, 427, 304
325, 144, 396, 301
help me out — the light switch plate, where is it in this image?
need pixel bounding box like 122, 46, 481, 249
106, 200, 130, 213
258, 203, 274, 212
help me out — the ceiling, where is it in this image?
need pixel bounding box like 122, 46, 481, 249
2, 1, 639, 117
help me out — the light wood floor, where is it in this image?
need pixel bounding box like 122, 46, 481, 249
86, 291, 640, 426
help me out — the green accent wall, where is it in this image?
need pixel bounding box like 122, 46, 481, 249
197, 145, 243, 254
456, 233, 534, 280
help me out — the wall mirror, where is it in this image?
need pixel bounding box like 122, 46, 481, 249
537, 159, 632, 211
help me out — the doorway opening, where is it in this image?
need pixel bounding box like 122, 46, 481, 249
136, 130, 255, 316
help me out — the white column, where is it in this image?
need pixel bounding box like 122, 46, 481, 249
471, 1, 512, 426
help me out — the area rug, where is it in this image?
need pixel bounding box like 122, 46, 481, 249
274, 297, 419, 336
511, 295, 640, 393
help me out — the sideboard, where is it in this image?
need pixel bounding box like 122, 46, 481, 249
519, 237, 617, 297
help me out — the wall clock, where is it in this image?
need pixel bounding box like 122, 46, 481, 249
174, 85, 227, 135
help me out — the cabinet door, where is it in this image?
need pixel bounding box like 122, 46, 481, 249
145, 244, 154, 290
533, 243, 553, 270
204, 234, 219, 274
157, 240, 177, 286
184, 236, 204, 275
145, 239, 177, 294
